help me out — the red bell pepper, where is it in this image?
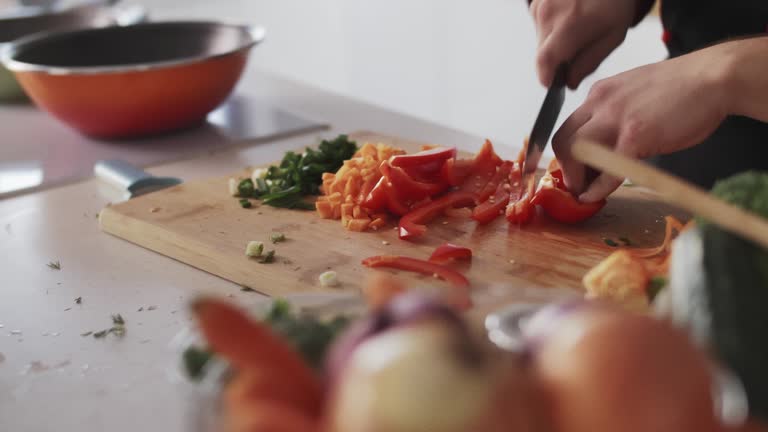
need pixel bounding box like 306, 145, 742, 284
379, 161, 448, 202
530, 169, 606, 223
398, 191, 476, 240
428, 243, 473, 264
390, 147, 456, 181
440, 158, 473, 187
459, 140, 503, 196
361, 255, 469, 288
361, 177, 411, 216
477, 161, 513, 202
471, 181, 510, 224
506, 173, 536, 224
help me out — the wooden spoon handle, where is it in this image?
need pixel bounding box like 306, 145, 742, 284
571, 139, 768, 250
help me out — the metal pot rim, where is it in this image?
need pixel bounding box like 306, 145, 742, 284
0, 21, 266, 75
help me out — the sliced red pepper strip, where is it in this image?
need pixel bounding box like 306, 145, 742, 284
390, 147, 456, 181
361, 255, 469, 288
428, 243, 473, 264
477, 161, 513, 202
398, 191, 476, 240
506, 172, 536, 225
380, 161, 448, 202
472, 182, 510, 224
530, 170, 605, 223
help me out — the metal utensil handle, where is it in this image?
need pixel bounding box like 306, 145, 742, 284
94, 159, 152, 191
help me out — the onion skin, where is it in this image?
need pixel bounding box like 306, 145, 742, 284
532, 306, 722, 432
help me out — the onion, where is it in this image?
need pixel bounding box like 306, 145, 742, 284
324, 292, 461, 383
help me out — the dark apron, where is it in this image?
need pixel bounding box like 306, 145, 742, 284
649, 0, 768, 188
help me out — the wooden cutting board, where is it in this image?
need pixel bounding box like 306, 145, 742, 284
99, 131, 687, 300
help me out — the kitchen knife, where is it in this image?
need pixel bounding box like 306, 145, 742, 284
523, 65, 567, 174
94, 159, 182, 199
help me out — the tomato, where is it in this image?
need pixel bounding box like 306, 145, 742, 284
506, 173, 536, 224
380, 161, 448, 202
533, 305, 722, 432
390, 147, 457, 181
361, 255, 470, 289
398, 191, 476, 240
428, 243, 472, 264
530, 169, 605, 224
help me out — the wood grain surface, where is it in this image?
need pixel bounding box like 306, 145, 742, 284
99, 131, 687, 303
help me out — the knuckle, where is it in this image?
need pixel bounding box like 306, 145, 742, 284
588, 79, 613, 101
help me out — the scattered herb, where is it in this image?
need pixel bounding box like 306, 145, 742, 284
237, 179, 255, 198
47, 260, 61, 270
137, 307, 144, 312
147, 306, 157, 311
255, 250, 276, 264
270, 232, 286, 244
647, 276, 668, 301
75, 297, 82, 305
233, 135, 357, 210
87, 314, 127, 339
241, 286, 257, 292
239, 199, 252, 209
618, 236, 633, 246
603, 238, 619, 247
182, 346, 215, 381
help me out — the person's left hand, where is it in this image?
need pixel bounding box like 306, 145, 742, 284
552, 43, 735, 202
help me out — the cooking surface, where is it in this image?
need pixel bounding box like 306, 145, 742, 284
100, 131, 687, 299
0, 95, 325, 199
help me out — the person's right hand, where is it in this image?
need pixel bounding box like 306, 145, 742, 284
530, 0, 641, 89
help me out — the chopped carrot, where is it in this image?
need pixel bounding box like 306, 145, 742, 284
369, 217, 387, 230
315, 200, 333, 219
192, 298, 323, 416
347, 218, 371, 232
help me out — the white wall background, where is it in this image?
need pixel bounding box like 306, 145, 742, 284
141, 0, 667, 152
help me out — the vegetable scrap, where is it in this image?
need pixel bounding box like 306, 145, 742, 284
427, 243, 472, 264
84, 314, 127, 339
75, 297, 82, 305
319, 270, 339, 288
270, 232, 286, 244
244, 241, 264, 258
230, 135, 358, 210
256, 250, 276, 264
238, 199, 252, 209
47, 260, 61, 270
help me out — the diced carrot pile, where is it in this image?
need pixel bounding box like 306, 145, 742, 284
316, 143, 405, 231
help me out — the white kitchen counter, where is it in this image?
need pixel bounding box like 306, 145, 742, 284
0, 3, 668, 430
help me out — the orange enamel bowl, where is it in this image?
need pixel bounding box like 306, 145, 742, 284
1, 21, 265, 139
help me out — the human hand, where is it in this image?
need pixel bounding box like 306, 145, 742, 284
530, 0, 640, 89
552, 45, 733, 202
